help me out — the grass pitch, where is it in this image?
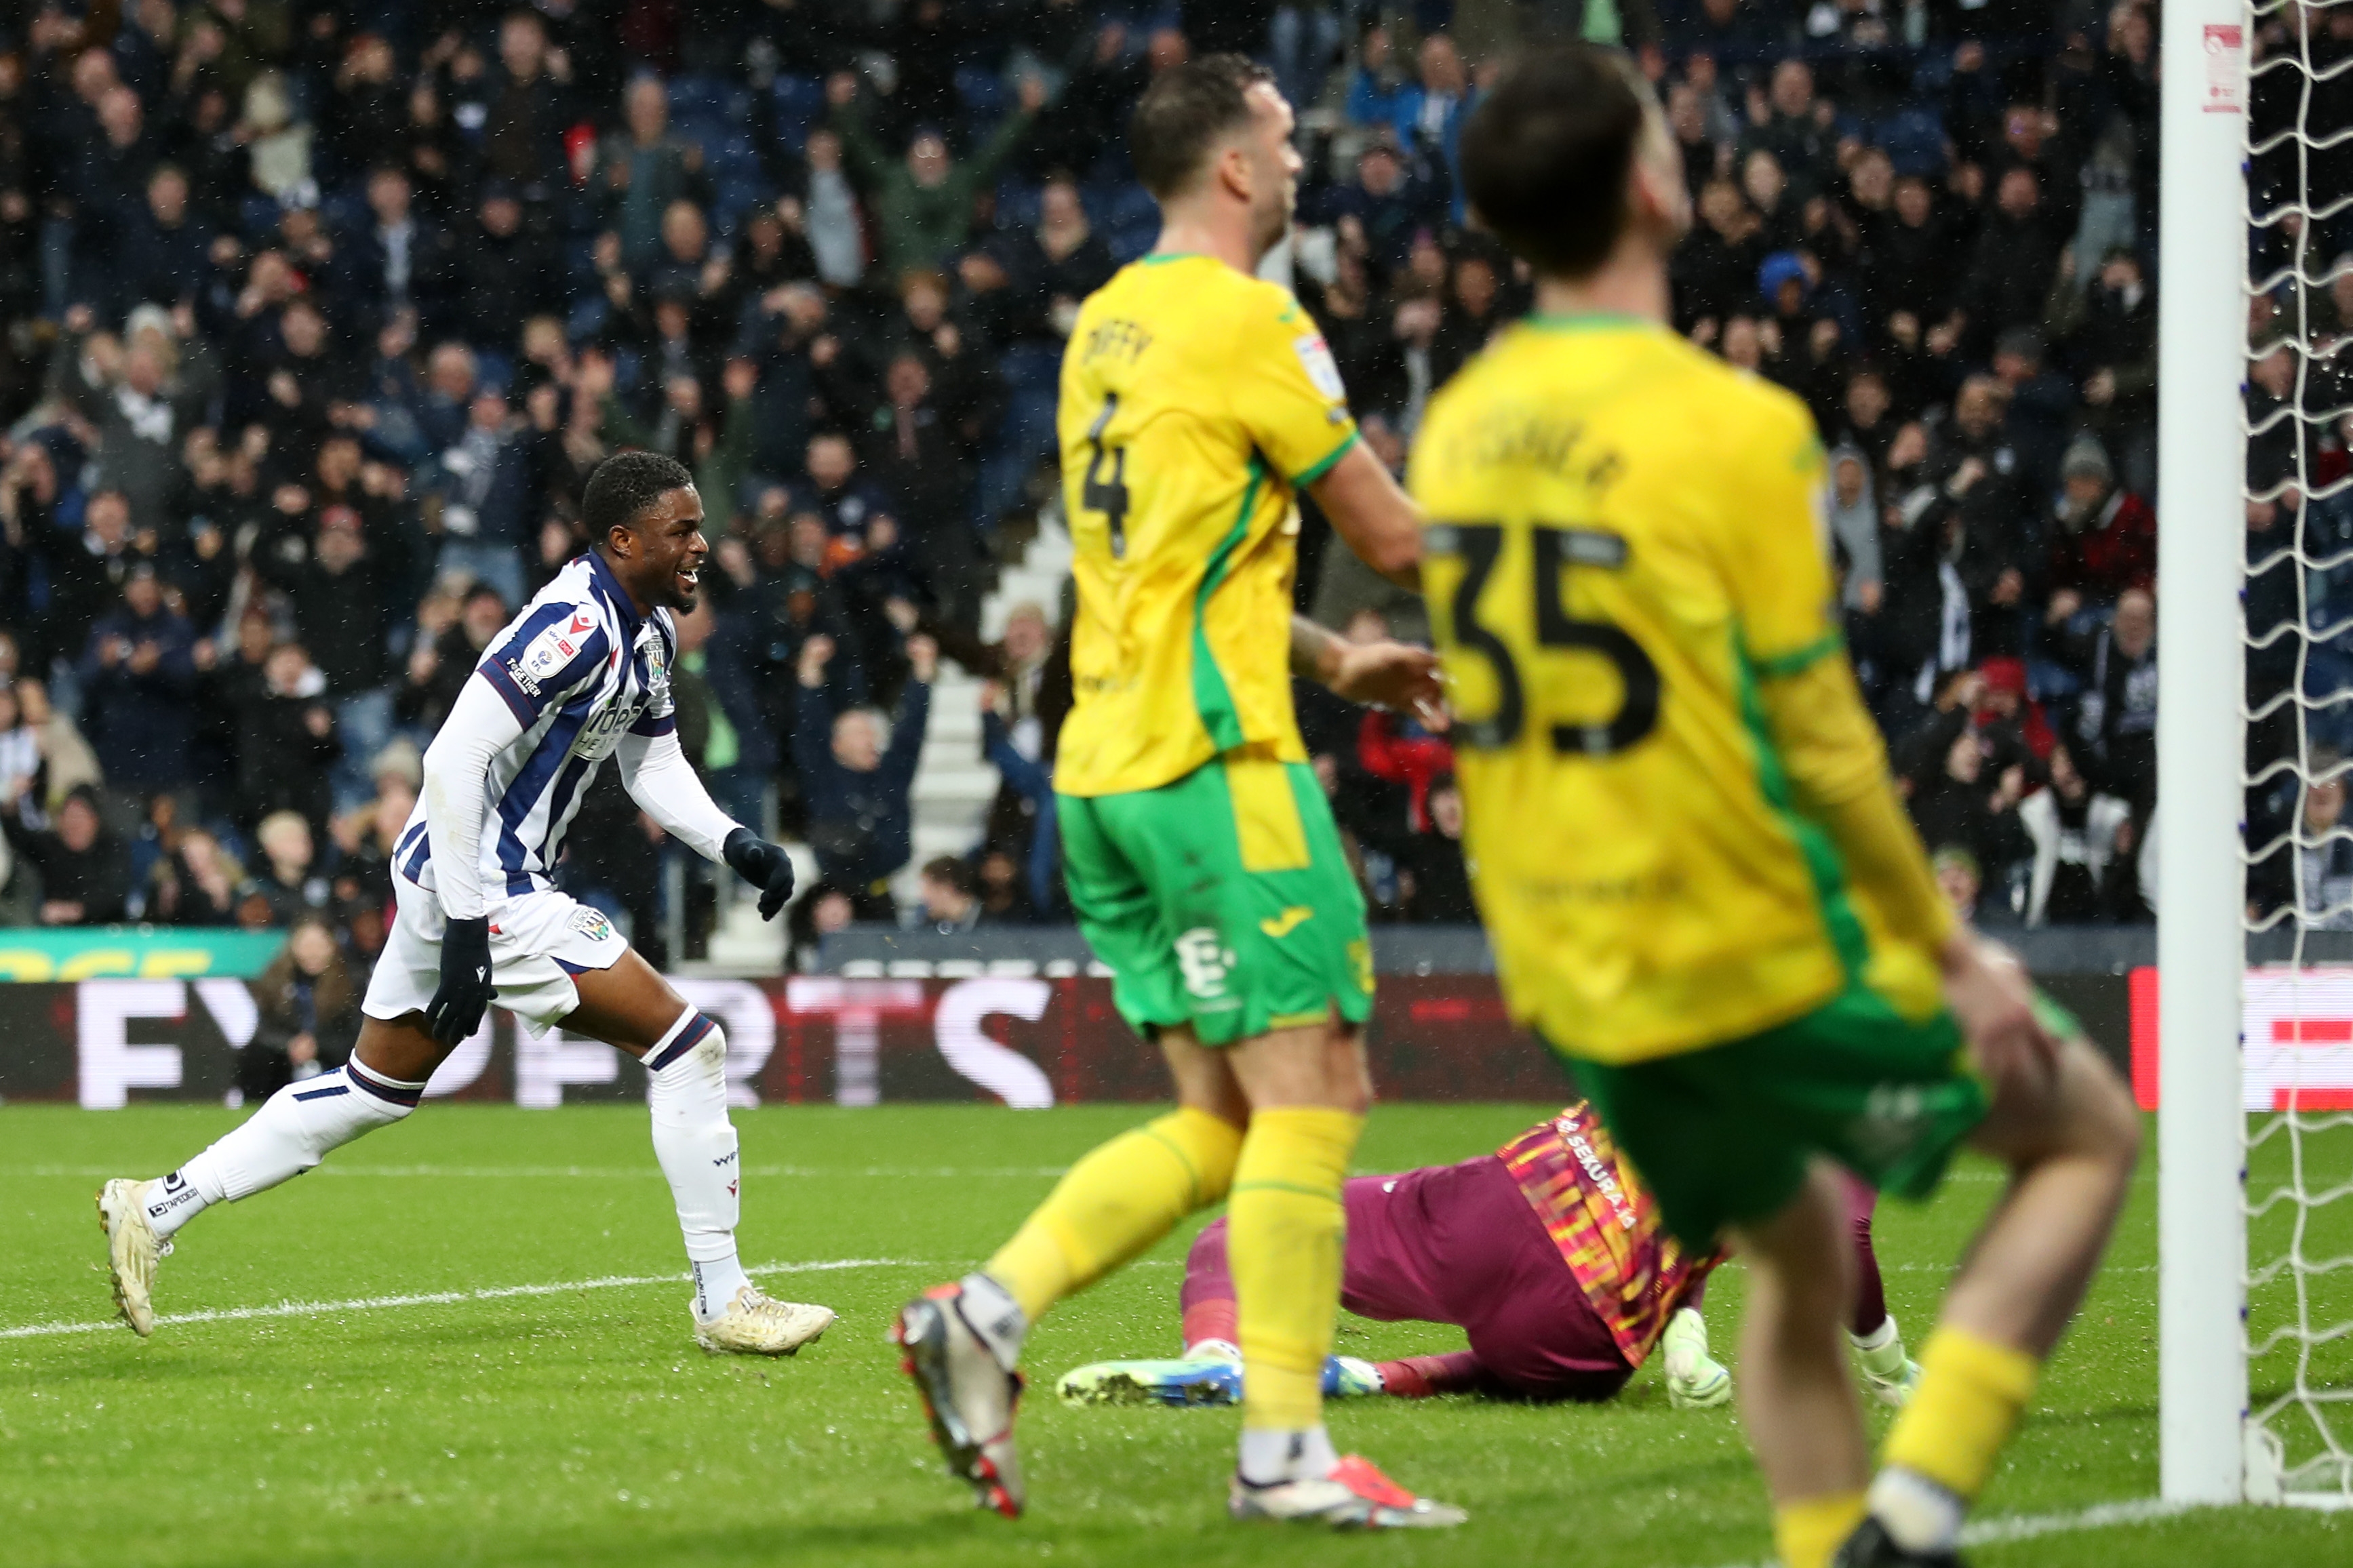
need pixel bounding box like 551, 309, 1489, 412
1, 1102, 2345, 1567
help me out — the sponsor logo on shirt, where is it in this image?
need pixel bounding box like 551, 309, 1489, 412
1292, 332, 1347, 400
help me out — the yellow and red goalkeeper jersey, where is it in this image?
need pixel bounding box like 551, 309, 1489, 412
1054, 254, 1360, 797
1497, 1102, 1723, 1365
1408, 315, 1952, 1061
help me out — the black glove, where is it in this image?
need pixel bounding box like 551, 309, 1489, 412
426, 914, 494, 1045
724, 826, 797, 921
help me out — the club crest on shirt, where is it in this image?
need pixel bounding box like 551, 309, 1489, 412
570, 906, 616, 942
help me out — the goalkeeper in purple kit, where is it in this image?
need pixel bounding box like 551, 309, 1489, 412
1060, 1104, 1920, 1409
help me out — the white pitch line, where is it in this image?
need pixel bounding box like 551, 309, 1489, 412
1700, 1497, 2202, 1568
0, 1257, 926, 1342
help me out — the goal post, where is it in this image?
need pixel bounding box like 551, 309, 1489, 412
2156, 0, 2249, 1508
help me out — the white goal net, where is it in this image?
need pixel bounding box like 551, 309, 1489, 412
2236, 0, 2353, 1505
2158, 0, 2353, 1507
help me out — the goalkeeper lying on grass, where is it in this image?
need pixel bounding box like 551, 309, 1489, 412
1061, 1102, 1918, 1409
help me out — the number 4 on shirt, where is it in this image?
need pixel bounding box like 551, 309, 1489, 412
1084, 393, 1131, 558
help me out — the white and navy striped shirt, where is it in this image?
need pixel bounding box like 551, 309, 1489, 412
393, 552, 679, 903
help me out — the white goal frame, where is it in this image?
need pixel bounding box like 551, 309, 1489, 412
2156, 0, 2251, 1508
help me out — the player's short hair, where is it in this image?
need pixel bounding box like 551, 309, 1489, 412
1461, 44, 1653, 280
582, 451, 693, 539
1130, 54, 1276, 199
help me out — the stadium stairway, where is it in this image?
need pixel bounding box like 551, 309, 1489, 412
700, 505, 1075, 969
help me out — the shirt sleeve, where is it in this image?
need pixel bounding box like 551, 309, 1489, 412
1722, 395, 1842, 677
477, 602, 612, 724
1230, 286, 1360, 487
1726, 394, 1955, 954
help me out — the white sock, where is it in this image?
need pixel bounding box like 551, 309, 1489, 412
1851, 1312, 1900, 1352
644, 1011, 749, 1322
957, 1271, 1027, 1371
1187, 1338, 1242, 1364
1869, 1466, 1966, 1552
141, 1166, 216, 1238
1237, 1425, 1339, 1486
152, 1060, 422, 1237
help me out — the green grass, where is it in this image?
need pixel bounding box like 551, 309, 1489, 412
0, 1104, 2344, 1567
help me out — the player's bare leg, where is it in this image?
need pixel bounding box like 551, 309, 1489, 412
892, 1023, 1251, 1515
895, 1019, 1457, 1525
1842, 1037, 2139, 1566
1214, 1021, 1463, 1526
100, 950, 829, 1352
1725, 1165, 1874, 1568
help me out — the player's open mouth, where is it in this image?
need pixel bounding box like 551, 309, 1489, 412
675, 566, 700, 591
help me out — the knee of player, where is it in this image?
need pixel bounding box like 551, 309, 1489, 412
2083, 1041, 2144, 1171
2038, 1034, 2143, 1176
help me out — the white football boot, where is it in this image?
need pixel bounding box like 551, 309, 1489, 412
1229, 1455, 1467, 1529
96, 1179, 169, 1337
692, 1285, 835, 1356
893, 1283, 1026, 1517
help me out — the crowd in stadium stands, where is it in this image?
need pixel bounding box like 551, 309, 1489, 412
0, 0, 2284, 975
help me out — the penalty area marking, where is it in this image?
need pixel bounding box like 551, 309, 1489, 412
0, 1257, 926, 1341
1701, 1497, 2203, 1568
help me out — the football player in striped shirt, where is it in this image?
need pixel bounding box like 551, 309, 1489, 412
98, 454, 829, 1357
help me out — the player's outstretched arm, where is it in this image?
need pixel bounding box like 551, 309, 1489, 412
419, 674, 532, 1042
1290, 614, 1447, 728
615, 728, 797, 919
1307, 440, 1423, 590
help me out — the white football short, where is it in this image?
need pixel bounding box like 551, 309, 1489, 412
362, 872, 631, 1034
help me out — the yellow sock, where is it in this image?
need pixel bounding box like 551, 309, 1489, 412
1882, 1325, 2040, 1500
984, 1107, 1241, 1321
1229, 1106, 1363, 1432
1773, 1491, 1868, 1568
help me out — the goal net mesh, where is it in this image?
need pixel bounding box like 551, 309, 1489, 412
2243, 0, 2353, 1502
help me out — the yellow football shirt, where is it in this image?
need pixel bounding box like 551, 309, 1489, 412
1408, 317, 1946, 1062
1053, 254, 1359, 798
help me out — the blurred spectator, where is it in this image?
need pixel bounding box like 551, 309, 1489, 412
828, 70, 1045, 277
1400, 776, 1477, 924
595, 76, 712, 273
7, 786, 131, 925
789, 880, 858, 972
235, 644, 342, 839
2059, 586, 2158, 807
79, 565, 197, 804
397, 584, 511, 738
2020, 744, 2133, 928
145, 825, 246, 926
241, 915, 361, 1101
793, 630, 934, 917
245, 809, 333, 929
916, 855, 982, 933
2045, 435, 2154, 612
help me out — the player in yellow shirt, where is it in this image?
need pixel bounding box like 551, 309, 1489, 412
893, 56, 1460, 1529
1412, 46, 2141, 1568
